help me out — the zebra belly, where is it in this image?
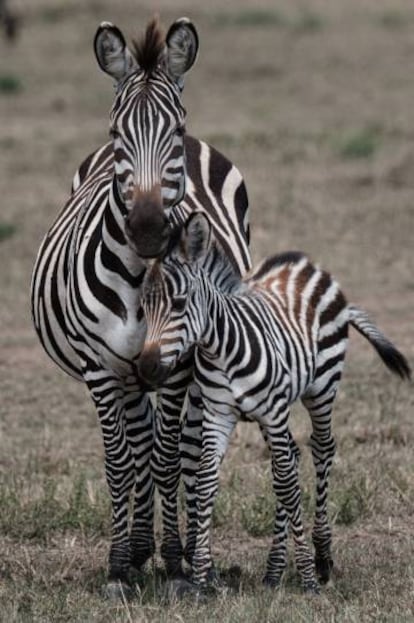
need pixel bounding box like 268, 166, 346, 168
198, 375, 270, 421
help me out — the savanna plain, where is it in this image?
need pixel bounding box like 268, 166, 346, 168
0, 0, 413, 621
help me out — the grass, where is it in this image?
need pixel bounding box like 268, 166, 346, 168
213, 8, 324, 34
214, 9, 286, 28
335, 126, 382, 159
292, 11, 324, 34
0, 74, 22, 95
0, 469, 110, 541
0, 223, 16, 242
378, 10, 410, 30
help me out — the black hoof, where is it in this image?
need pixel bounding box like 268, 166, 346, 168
303, 580, 320, 595
262, 575, 281, 589
164, 560, 185, 579
206, 566, 222, 587
103, 580, 134, 601
315, 556, 333, 584
165, 577, 199, 601
130, 546, 155, 571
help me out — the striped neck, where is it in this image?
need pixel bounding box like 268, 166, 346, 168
102, 178, 147, 279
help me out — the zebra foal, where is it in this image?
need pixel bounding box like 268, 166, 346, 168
139, 212, 411, 592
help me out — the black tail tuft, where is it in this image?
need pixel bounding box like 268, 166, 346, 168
371, 340, 411, 380
348, 305, 411, 380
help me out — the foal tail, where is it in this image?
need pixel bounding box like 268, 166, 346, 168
348, 305, 411, 380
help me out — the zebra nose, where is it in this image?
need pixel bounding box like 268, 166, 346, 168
138, 345, 168, 387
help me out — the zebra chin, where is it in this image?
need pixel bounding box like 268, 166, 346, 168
137, 346, 172, 388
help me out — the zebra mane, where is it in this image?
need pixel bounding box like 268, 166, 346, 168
160, 224, 242, 294
132, 16, 165, 75
199, 241, 243, 294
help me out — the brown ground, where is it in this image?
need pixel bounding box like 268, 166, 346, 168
0, 1, 413, 621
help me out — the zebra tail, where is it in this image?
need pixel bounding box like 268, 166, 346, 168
348, 305, 411, 380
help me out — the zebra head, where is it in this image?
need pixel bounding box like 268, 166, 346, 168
94, 17, 199, 259
139, 212, 212, 386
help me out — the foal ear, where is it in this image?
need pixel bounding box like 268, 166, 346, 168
94, 22, 137, 82
182, 212, 212, 263
165, 18, 199, 87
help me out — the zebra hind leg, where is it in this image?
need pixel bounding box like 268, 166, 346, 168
262, 429, 301, 589
302, 389, 338, 584
265, 417, 319, 594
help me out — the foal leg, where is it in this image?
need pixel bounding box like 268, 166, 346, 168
264, 411, 318, 593
192, 410, 237, 587
302, 387, 338, 584
262, 426, 303, 588
181, 382, 203, 566
151, 358, 193, 576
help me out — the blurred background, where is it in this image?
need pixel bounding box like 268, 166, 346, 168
0, 0, 413, 619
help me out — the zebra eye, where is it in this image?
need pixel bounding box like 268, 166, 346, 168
109, 127, 121, 140
171, 295, 186, 313
175, 125, 185, 137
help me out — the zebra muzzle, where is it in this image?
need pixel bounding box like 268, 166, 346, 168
138, 345, 170, 387
125, 185, 171, 259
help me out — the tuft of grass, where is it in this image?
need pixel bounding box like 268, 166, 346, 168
241, 493, 274, 536
378, 10, 408, 30
292, 11, 324, 34
213, 487, 234, 527
336, 126, 381, 159
0, 223, 17, 242
214, 9, 286, 28
0, 74, 22, 95
330, 474, 377, 525
38, 6, 74, 23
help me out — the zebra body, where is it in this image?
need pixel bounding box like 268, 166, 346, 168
35, 136, 249, 381
31, 19, 250, 592
140, 212, 410, 591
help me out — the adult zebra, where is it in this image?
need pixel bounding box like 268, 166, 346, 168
139, 212, 410, 592
31, 18, 250, 596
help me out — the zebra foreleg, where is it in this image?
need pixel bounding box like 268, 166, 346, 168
151, 359, 194, 577
180, 382, 203, 566
191, 410, 237, 587
123, 384, 156, 572
302, 390, 337, 584
265, 417, 319, 593
84, 366, 154, 595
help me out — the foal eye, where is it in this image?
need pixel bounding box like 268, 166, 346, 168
171, 295, 186, 313
175, 125, 185, 137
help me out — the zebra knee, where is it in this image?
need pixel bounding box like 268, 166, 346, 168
310, 432, 336, 464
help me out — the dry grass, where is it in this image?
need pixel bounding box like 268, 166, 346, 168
0, 0, 413, 620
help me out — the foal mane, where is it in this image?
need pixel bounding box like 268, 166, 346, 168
132, 16, 165, 75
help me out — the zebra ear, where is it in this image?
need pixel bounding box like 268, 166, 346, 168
183, 212, 212, 263
165, 18, 199, 87
94, 22, 137, 82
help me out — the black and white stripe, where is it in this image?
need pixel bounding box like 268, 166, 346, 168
140, 212, 410, 592
31, 19, 251, 593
